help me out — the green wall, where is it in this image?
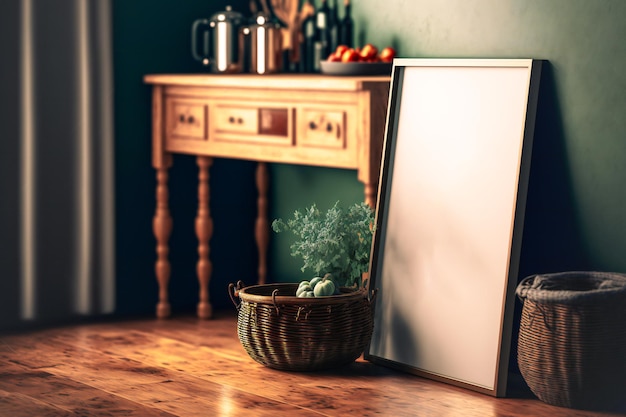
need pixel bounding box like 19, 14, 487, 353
351, 0, 626, 274
114, 1, 626, 316
113, 0, 255, 315
274, 1, 626, 282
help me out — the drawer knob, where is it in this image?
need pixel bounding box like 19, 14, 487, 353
326, 123, 333, 132
179, 114, 195, 124
309, 121, 317, 130
229, 116, 235, 123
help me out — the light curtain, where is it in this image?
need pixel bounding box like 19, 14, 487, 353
0, 0, 115, 330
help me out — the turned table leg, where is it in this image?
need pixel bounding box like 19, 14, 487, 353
153, 167, 172, 318
255, 162, 269, 285
363, 181, 377, 209
196, 156, 213, 319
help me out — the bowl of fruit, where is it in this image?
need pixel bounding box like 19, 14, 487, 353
320, 43, 396, 76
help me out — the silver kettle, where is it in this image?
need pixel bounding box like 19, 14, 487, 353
191, 6, 245, 73
245, 12, 283, 75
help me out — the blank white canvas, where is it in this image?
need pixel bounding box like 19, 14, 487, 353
368, 61, 534, 391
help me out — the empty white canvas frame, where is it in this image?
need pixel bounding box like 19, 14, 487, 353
365, 59, 542, 397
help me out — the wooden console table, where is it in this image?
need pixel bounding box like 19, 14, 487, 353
144, 74, 390, 319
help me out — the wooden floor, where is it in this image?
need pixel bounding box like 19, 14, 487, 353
0, 312, 623, 417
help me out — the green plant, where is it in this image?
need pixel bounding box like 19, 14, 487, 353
271, 201, 376, 288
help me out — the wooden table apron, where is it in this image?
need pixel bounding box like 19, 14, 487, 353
144, 74, 390, 319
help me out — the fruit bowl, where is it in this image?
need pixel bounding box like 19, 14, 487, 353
320, 61, 392, 76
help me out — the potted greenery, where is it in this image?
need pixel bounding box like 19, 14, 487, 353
271, 201, 376, 295
229, 201, 377, 371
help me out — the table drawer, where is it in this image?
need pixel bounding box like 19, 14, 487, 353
213, 105, 258, 135
210, 104, 292, 145
167, 99, 207, 140
297, 108, 347, 149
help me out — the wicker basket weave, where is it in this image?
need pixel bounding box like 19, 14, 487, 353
516, 271, 626, 412
229, 281, 375, 371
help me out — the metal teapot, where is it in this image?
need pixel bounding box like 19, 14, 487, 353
244, 12, 283, 74
191, 6, 246, 73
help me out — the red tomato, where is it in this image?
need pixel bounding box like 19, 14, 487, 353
379, 46, 397, 63
359, 43, 378, 61
327, 53, 341, 62
334, 45, 349, 59
341, 48, 360, 62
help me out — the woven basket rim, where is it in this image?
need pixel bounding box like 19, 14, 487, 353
517, 271, 626, 305
237, 282, 370, 306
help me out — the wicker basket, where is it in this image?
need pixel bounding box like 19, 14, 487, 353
516, 271, 626, 412
229, 281, 376, 371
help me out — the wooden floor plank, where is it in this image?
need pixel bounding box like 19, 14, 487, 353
1, 314, 624, 417
0, 360, 176, 417
1, 331, 325, 416
0, 388, 71, 417
33, 326, 437, 416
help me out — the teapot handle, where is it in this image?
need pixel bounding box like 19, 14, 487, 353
191, 18, 211, 65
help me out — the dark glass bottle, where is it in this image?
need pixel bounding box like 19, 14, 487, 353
328, 0, 340, 53
315, 0, 331, 62
339, 0, 353, 48
301, 6, 317, 73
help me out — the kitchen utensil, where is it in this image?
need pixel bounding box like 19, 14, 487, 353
286, 0, 300, 63
246, 11, 283, 74
191, 5, 246, 73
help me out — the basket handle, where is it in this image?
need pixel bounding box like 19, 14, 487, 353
516, 275, 537, 302
228, 280, 246, 310
271, 289, 281, 316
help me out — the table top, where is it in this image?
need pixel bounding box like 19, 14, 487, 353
143, 73, 391, 91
